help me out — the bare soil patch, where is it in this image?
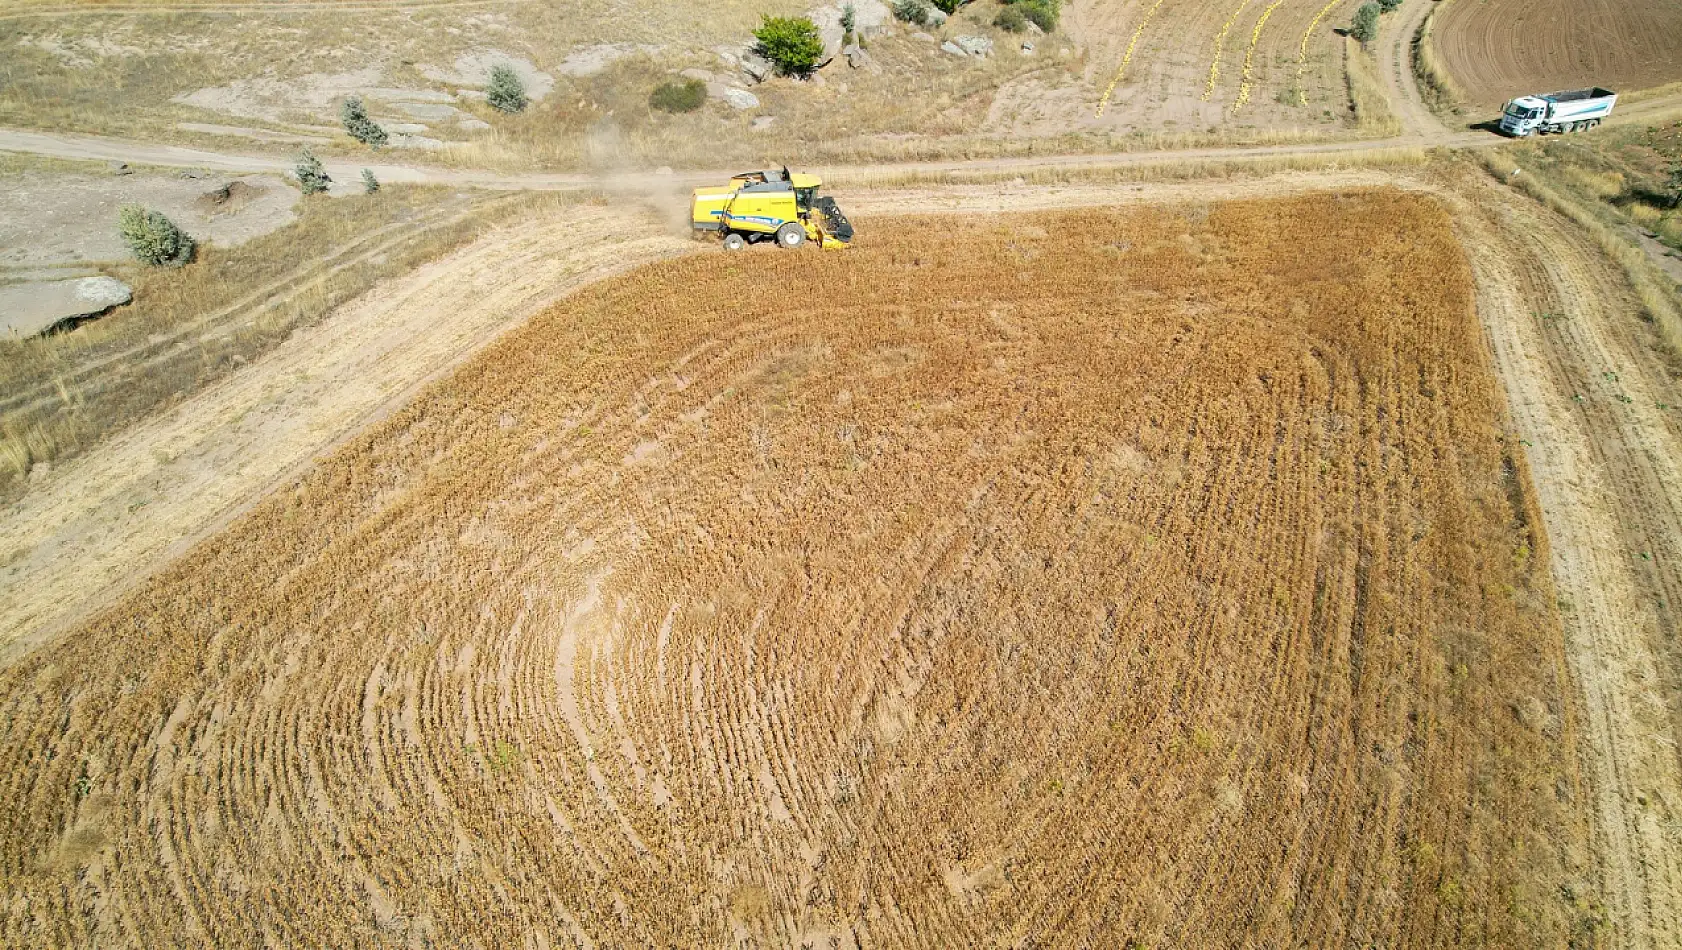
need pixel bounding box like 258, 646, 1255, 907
0, 191, 1591, 946
0, 169, 297, 270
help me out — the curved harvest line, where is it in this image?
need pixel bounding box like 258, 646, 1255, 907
1231, 0, 1287, 113
1204, 0, 1257, 102
1096, 0, 1167, 118
1294, 0, 1349, 96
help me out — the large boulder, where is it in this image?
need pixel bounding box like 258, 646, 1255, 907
807, 1, 893, 63
722, 88, 761, 110
956, 35, 995, 57
0, 276, 132, 337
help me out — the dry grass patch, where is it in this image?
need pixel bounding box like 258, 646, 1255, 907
0, 186, 557, 496
0, 190, 1593, 947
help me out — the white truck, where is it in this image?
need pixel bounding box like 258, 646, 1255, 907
1499, 87, 1617, 137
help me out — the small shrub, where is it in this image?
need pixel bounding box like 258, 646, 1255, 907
361, 168, 380, 194
294, 149, 331, 196
753, 15, 825, 77
1377, 0, 1401, 10
1005, 0, 1059, 32
340, 96, 387, 148
118, 205, 195, 266
650, 79, 707, 114
892, 0, 931, 27
840, 3, 856, 34
486, 63, 528, 113
930, 0, 964, 12
1351, 3, 1381, 44
994, 6, 1026, 31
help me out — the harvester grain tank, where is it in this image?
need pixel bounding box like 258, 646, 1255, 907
1499, 87, 1616, 136
691, 167, 854, 250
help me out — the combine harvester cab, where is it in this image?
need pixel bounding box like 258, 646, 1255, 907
1499, 87, 1616, 137
690, 167, 853, 251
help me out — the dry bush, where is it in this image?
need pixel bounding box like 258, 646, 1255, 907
0, 193, 1590, 947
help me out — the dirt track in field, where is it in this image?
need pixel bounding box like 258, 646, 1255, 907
1433, 0, 1682, 106
1434, 167, 1682, 949
0, 191, 1596, 947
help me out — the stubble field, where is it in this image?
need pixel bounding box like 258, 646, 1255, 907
0, 191, 1594, 947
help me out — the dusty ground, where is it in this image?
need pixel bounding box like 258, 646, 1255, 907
0, 189, 1593, 946
0, 167, 298, 274
1433, 0, 1682, 107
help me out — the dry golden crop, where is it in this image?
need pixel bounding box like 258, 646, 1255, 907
0, 192, 1591, 947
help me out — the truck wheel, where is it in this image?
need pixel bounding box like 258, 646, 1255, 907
722, 233, 746, 251
776, 222, 806, 249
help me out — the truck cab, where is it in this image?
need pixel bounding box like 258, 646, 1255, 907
1499, 96, 1549, 137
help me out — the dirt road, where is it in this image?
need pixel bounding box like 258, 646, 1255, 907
1436, 168, 1682, 949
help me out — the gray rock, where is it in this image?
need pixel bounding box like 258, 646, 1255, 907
1021, 41, 1036, 54
846, 44, 871, 68
911, 31, 936, 42
751, 115, 778, 132
0, 276, 133, 338
680, 67, 715, 82
109, 161, 131, 176
458, 118, 492, 131
396, 102, 465, 121
741, 52, 774, 84
1027, 21, 1044, 36
722, 88, 761, 110
926, 7, 947, 25
956, 35, 994, 57
941, 40, 966, 57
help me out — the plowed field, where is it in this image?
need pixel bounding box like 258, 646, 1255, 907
0, 192, 1592, 946
1434, 0, 1682, 106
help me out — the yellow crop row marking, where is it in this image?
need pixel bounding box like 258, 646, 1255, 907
1096, 0, 1166, 118
1293, 0, 1348, 96
1203, 0, 1256, 102
1230, 0, 1286, 113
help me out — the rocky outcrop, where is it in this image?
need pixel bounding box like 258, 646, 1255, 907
0, 276, 132, 337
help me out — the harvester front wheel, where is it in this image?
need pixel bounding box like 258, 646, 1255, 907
722, 233, 746, 252
776, 222, 806, 249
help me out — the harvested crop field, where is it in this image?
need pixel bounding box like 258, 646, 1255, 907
1433, 0, 1682, 106
0, 191, 1594, 946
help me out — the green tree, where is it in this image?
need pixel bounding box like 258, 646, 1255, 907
361, 168, 380, 194
1351, 2, 1381, 43
294, 149, 331, 196
1378, 0, 1401, 10
340, 96, 387, 148
994, 6, 1026, 32
117, 206, 195, 266
486, 63, 528, 113
754, 15, 825, 77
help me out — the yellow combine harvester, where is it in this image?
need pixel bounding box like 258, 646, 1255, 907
691, 167, 854, 250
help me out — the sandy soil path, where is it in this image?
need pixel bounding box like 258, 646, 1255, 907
1438, 170, 1682, 950
0, 206, 694, 661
